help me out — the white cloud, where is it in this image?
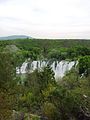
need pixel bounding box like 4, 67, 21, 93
0, 0, 90, 38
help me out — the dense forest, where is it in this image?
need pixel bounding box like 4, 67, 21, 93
0, 39, 90, 120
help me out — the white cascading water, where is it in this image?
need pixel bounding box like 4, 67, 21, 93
51, 61, 75, 79
16, 62, 28, 74
16, 60, 76, 79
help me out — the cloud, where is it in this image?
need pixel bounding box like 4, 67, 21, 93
0, 0, 90, 38
0, 0, 10, 3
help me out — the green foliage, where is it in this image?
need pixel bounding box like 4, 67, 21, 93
30, 114, 40, 120
27, 65, 55, 94
0, 52, 16, 88
0, 39, 90, 119
79, 56, 90, 76
42, 102, 57, 120
0, 39, 90, 61
0, 52, 18, 119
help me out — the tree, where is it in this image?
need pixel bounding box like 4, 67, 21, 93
0, 52, 17, 119
79, 56, 90, 77
26, 65, 55, 95
21, 65, 56, 113
0, 52, 16, 88
42, 102, 57, 120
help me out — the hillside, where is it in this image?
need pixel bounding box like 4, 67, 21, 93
0, 35, 32, 40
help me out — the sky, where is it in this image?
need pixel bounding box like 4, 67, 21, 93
0, 0, 90, 39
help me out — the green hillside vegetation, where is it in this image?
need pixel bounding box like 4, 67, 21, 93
0, 39, 90, 120
0, 39, 90, 60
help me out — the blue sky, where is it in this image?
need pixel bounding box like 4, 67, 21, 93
0, 0, 90, 38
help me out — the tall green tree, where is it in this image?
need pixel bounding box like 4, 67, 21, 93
0, 52, 17, 119
79, 56, 90, 76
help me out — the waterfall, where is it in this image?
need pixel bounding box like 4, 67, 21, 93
16, 60, 76, 79
16, 62, 28, 74
53, 61, 75, 79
